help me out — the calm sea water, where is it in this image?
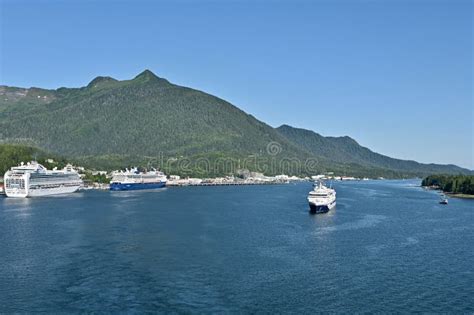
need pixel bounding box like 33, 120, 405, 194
0, 180, 473, 313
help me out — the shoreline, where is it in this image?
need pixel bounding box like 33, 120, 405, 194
446, 193, 474, 199
423, 187, 474, 199
422, 186, 474, 199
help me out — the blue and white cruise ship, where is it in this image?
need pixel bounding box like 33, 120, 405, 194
307, 181, 336, 213
110, 168, 167, 191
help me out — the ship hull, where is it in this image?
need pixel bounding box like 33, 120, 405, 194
110, 182, 166, 191
4, 189, 28, 198
5, 185, 81, 198
28, 185, 81, 197
309, 200, 336, 213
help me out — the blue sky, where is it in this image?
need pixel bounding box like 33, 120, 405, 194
1, 0, 472, 169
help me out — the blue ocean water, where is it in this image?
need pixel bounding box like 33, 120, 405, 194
0, 180, 473, 313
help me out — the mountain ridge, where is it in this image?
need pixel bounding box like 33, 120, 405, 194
0, 70, 470, 177
275, 124, 470, 175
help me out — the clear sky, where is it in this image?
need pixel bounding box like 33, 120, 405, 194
1, 0, 472, 169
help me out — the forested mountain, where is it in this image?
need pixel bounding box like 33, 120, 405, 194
1, 70, 305, 157
0, 70, 470, 177
422, 175, 474, 195
276, 125, 470, 175
0, 70, 317, 175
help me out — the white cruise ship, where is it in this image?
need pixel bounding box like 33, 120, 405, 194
4, 162, 83, 198
110, 168, 167, 191
307, 181, 336, 213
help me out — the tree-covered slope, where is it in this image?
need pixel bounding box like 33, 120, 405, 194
422, 175, 474, 195
0, 70, 470, 177
0, 144, 68, 176
0, 70, 313, 167
276, 125, 470, 175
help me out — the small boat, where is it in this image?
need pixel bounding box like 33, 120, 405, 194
439, 197, 448, 205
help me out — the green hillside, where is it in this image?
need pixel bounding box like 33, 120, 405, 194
0, 144, 68, 177
422, 175, 474, 195
0, 70, 319, 175
276, 125, 469, 176
0, 70, 470, 177
1, 70, 302, 157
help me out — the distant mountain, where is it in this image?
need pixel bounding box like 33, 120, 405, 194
0, 70, 470, 177
1, 70, 295, 156
276, 125, 470, 176
0, 70, 317, 175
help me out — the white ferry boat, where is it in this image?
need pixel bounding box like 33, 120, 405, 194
110, 168, 167, 191
307, 181, 336, 213
439, 195, 448, 204
4, 162, 83, 198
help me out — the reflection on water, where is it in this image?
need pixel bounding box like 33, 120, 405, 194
314, 214, 387, 235
3, 197, 33, 220
109, 188, 168, 199
401, 237, 419, 246
309, 206, 337, 229
3, 196, 33, 207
